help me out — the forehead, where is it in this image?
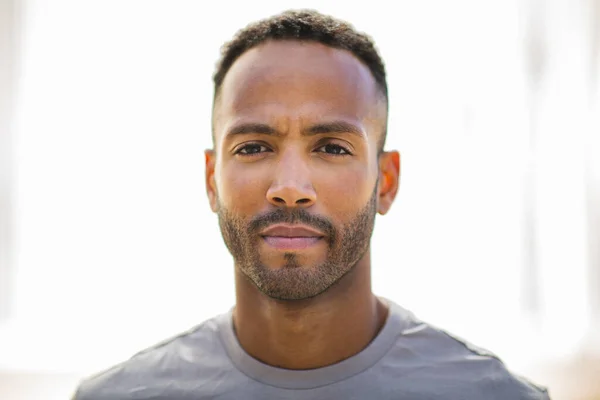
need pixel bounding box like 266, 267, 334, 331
214, 40, 385, 138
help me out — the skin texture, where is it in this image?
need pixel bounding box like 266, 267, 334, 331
205, 40, 400, 370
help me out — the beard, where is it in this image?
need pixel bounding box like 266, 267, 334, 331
217, 183, 378, 301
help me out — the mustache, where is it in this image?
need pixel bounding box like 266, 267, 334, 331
248, 208, 336, 241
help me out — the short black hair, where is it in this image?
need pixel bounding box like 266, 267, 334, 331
212, 9, 388, 150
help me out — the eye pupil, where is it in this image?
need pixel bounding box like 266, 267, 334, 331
325, 144, 344, 154
244, 144, 262, 154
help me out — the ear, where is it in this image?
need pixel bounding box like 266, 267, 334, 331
205, 149, 218, 213
377, 151, 400, 215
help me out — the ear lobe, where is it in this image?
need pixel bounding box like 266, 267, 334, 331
377, 151, 400, 215
205, 150, 218, 213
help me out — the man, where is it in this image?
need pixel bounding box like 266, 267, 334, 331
73, 9, 550, 399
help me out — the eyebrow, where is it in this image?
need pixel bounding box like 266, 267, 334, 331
227, 123, 278, 136
225, 121, 366, 139
305, 121, 365, 138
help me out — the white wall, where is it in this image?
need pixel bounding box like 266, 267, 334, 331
0, 0, 21, 323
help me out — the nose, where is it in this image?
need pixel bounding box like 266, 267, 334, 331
266, 152, 316, 208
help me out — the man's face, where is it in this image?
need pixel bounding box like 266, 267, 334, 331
207, 40, 398, 301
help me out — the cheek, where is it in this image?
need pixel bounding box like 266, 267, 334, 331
314, 165, 373, 219
217, 163, 269, 213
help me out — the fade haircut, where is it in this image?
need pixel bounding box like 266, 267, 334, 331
212, 9, 389, 152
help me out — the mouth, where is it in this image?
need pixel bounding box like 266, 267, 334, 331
260, 224, 325, 251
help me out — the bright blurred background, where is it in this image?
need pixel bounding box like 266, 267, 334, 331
1, 0, 599, 399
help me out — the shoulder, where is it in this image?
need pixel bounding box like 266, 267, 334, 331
387, 304, 551, 399
435, 329, 549, 398
73, 315, 231, 400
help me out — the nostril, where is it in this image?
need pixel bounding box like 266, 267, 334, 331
273, 197, 286, 204
296, 198, 311, 205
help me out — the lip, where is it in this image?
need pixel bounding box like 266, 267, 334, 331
260, 224, 325, 251
259, 224, 325, 238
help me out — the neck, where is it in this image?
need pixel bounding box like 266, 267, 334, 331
232, 250, 389, 370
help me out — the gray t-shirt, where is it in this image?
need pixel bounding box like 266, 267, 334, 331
73, 299, 550, 399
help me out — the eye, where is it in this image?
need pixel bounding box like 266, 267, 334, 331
235, 143, 272, 156
316, 143, 352, 156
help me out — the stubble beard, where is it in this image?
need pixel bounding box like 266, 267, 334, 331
217, 186, 378, 301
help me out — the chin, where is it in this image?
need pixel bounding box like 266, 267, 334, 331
259, 252, 326, 270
